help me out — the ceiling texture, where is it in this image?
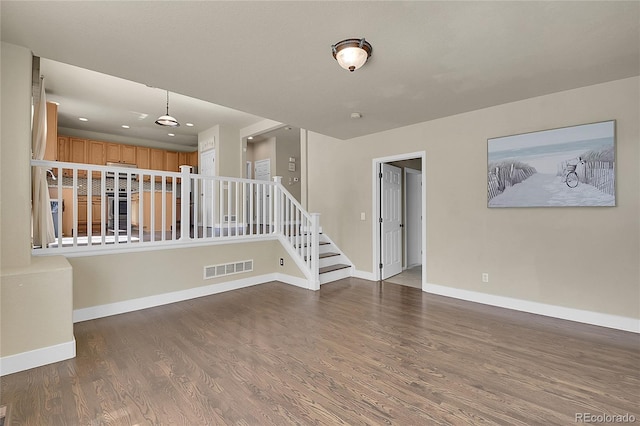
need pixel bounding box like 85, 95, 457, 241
2, 1, 639, 144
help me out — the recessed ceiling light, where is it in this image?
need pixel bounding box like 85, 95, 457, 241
168, 133, 175, 137
78, 117, 89, 122
121, 125, 130, 129
350, 112, 362, 119
247, 136, 253, 140
185, 123, 194, 127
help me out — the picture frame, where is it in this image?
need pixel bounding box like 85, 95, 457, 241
487, 120, 616, 208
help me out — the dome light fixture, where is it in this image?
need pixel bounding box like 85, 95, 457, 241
332, 38, 372, 72
155, 90, 180, 127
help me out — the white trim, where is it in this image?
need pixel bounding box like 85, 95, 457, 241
0, 339, 76, 376
424, 283, 640, 333
352, 269, 376, 281
372, 151, 427, 283
73, 273, 308, 323
274, 273, 310, 289
34, 234, 279, 258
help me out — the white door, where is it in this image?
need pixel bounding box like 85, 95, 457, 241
381, 163, 402, 279
254, 159, 271, 228
405, 168, 422, 268
200, 149, 215, 229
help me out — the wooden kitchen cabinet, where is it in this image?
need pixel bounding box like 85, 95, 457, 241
88, 140, 105, 165
131, 191, 180, 232
106, 143, 137, 164
189, 151, 198, 169
44, 102, 58, 161
90, 196, 105, 233
87, 140, 106, 178
165, 151, 179, 172
62, 191, 106, 236
62, 189, 86, 236
121, 145, 137, 164
150, 148, 165, 170
176, 151, 198, 171
60, 137, 87, 177
150, 148, 165, 182
136, 146, 151, 181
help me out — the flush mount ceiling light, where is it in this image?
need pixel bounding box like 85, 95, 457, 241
155, 90, 180, 127
332, 38, 372, 72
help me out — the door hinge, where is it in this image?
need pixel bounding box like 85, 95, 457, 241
379, 263, 383, 269
379, 217, 383, 223
379, 172, 383, 179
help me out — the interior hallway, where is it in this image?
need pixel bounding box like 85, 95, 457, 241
385, 265, 422, 289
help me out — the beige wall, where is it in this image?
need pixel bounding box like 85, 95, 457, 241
219, 124, 242, 178
1, 43, 74, 359
307, 77, 639, 319
276, 133, 301, 201
1, 42, 33, 268
70, 240, 303, 309
1, 257, 73, 356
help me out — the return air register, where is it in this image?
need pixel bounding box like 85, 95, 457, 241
204, 259, 253, 280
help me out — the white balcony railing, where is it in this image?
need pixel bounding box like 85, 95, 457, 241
32, 160, 320, 287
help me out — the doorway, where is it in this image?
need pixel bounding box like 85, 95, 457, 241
373, 152, 426, 289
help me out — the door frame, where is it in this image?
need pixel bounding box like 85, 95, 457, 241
372, 151, 426, 289
404, 167, 422, 269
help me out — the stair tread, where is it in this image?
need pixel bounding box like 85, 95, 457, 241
319, 264, 350, 274
305, 252, 340, 261
295, 241, 330, 248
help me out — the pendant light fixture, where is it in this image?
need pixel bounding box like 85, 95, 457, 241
155, 90, 180, 127
332, 38, 372, 72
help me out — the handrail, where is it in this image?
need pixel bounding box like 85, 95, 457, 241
31, 159, 321, 288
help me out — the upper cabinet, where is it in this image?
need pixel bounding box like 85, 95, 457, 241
44, 102, 58, 161
54, 134, 197, 177
106, 143, 137, 164
87, 140, 106, 165
136, 146, 150, 170
165, 151, 179, 173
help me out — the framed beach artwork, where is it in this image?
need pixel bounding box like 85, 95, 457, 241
487, 120, 616, 208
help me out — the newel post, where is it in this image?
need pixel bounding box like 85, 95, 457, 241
180, 165, 192, 240
273, 176, 282, 235
310, 212, 321, 291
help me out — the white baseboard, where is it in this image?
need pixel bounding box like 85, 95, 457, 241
73, 273, 311, 323
274, 273, 311, 289
352, 269, 376, 281
424, 283, 640, 333
0, 339, 76, 376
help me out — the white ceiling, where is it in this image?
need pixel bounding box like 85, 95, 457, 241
40, 58, 264, 148
2, 1, 639, 142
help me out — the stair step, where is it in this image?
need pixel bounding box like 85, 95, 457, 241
319, 264, 350, 274
295, 241, 330, 248
305, 252, 340, 261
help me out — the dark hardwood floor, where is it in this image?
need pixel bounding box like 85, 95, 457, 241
1, 278, 638, 425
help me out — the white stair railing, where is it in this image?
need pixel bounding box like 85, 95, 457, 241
271, 177, 320, 289
31, 161, 322, 288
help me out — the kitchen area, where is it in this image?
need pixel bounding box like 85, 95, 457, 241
45, 102, 198, 240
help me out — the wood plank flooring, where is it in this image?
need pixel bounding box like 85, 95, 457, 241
1, 278, 638, 425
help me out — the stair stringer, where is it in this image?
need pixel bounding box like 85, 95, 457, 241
277, 234, 318, 290
317, 232, 353, 285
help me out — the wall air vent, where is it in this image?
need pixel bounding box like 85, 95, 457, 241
204, 259, 253, 280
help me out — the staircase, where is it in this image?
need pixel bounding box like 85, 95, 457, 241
302, 233, 351, 285
273, 177, 352, 289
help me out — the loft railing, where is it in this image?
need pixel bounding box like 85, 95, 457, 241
31, 160, 320, 288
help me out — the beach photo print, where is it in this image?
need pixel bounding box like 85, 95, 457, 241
487, 121, 616, 208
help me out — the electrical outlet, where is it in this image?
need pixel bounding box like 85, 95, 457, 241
279, 258, 284, 266
482, 273, 489, 283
